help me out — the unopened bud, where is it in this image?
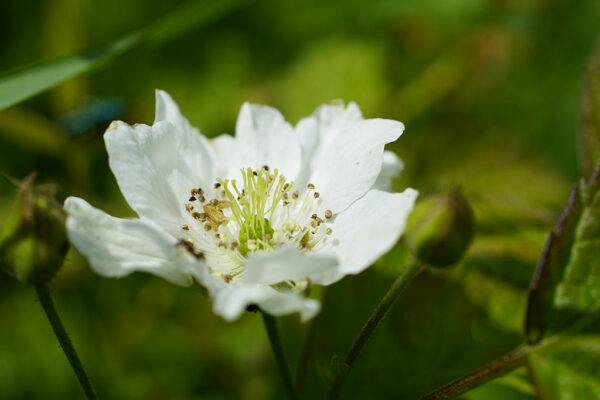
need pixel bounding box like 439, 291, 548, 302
0, 174, 68, 284
404, 190, 474, 267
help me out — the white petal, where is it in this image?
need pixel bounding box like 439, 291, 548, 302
234, 103, 302, 180
373, 151, 404, 191
315, 188, 418, 283
104, 91, 216, 230
212, 283, 320, 322
154, 89, 193, 132
296, 102, 405, 213
64, 197, 201, 286
209, 133, 240, 179
242, 246, 339, 286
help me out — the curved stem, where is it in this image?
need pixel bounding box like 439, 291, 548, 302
327, 260, 424, 400
261, 313, 298, 400
419, 345, 529, 400
35, 283, 98, 400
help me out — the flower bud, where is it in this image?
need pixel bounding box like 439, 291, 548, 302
404, 190, 474, 267
0, 174, 68, 284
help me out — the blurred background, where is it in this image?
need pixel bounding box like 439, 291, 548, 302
1, 0, 599, 398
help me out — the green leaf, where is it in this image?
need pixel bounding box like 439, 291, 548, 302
581, 42, 600, 177
529, 335, 600, 400
0, 0, 246, 111
525, 164, 600, 343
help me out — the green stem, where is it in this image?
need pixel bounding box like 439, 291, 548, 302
327, 260, 424, 400
262, 313, 298, 400
419, 345, 529, 400
35, 283, 97, 400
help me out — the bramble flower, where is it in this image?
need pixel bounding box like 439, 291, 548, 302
64, 90, 417, 321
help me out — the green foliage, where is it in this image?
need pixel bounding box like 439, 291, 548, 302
526, 167, 600, 343
0, 0, 245, 111
521, 165, 600, 399
581, 43, 600, 177
529, 336, 600, 400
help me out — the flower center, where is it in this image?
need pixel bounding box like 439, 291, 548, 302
180, 166, 334, 282
216, 167, 292, 256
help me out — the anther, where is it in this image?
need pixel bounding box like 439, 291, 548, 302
314, 192, 320, 198
263, 165, 269, 171
182, 224, 189, 231
189, 196, 197, 202
326, 228, 332, 235
214, 182, 221, 189
176, 239, 195, 255
292, 191, 299, 199
325, 210, 333, 219
307, 183, 315, 189
185, 204, 194, 212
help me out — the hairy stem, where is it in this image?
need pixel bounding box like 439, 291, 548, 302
35, 283, 97, 400
419, 345, 529, 400
327, 260, 424, 399
262, 313, 298, 400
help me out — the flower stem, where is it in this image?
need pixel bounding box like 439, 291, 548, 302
35, 283, 98, 400
419, 345, 529, 400
261, 313, 298, 400
327, 260, 424, 400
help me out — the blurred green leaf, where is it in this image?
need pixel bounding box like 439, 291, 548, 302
0, 0, 246, 111
465, 368, 536, 400
0, 108, 68, 156
581, 42, 600, 177
529, 335, 600, 400
278, 39, 388, 121
525, 165, 600, 343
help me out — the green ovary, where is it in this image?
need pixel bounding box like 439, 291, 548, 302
218, 167, 293, 257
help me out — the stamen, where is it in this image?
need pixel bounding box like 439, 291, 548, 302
183, 167, 332, 272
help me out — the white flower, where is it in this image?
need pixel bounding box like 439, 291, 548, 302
64, 90, 417, 322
